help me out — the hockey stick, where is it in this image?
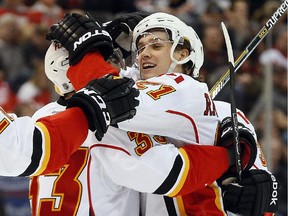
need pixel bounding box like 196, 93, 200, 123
210, 0, 288, 99
221, 22, 242, 180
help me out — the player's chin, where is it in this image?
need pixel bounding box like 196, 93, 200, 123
140, 69, 158, 80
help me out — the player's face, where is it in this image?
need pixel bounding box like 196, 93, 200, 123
136, 31, 175, 80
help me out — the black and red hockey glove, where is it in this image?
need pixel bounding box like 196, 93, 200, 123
67, 76, 139, 140
217, 117, 257, 174
47, 13, 114, 65
104, 11, 150, 58
222, 169, 279, 216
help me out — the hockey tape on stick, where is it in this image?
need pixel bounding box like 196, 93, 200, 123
221, 22, 242, 180
210, 0, 288, 99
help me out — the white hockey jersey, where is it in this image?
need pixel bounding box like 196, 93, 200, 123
118, 72, 219, 145
0, 52, 268, 215
26, 72, 227, 215
139, 100, 269, 216
29, 99, 92, 215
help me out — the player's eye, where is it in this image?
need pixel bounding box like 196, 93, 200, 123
151, 42, 164, 49
137, 41, 172, 55
137, 45, 146, 54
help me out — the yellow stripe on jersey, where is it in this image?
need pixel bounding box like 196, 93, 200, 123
33, 122, 51, 176
0, 118, 9, 134
167, 148, 190, 197
210, 182, 226, 215
176, 196, 187, 216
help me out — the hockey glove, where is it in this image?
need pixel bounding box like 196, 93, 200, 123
222, 169, 279, 216
217, 117, 257, 174
66, 76, 139, 140
47, 13, 113, 65
104, 11, 150, 58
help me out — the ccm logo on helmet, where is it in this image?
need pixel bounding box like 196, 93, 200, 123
73, 30, 110, 51
270, 174, 278, 206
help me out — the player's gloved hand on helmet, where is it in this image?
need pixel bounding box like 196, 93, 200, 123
217, 117, 257, 175
47, 13, 113, 65
104, 11, 150, 58
221, 169, 278, 216
66, 75, 139, 140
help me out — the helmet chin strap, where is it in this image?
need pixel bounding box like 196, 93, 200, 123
169, 55, 190, 73
168, 60, 178, 73
168, 36, 190, 73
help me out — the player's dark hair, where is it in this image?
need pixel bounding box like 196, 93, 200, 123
175, 39, 195, 76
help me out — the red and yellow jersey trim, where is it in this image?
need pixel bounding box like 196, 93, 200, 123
33, 122, 51, 176
167, 148, 190, 197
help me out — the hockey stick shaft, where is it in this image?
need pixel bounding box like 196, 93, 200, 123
210, 0, 288, 99
221, 22, 242, 180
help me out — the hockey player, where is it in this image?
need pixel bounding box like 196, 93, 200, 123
0, 21, 246, 216
30, 42, 262, 216
119, 13, 279, 216
45, 12, 278, 216
29, 43, 235, 216
0, 18, 140, 185
0, 79, 139, 170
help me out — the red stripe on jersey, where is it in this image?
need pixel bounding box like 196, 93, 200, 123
87, 144, 131, 216
174, 75, 184, 84
90, 144, 131, 155
166, 110, 199, 143
30, 176, 39, 216
87, 155, 94, 216
237, 111, 250, 124
0, 118, 9, 134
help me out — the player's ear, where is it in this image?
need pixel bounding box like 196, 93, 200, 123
173, 48, 189, 61
179, 48, 189, 60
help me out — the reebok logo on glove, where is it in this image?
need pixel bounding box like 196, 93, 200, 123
73, 30, 111, 51
270, 174, 278, 206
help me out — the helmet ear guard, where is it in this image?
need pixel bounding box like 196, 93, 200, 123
132, 12, 204, 78
44, 42, 74, 96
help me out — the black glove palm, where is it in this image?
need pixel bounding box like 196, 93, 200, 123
104, 11, 150, 58
67, 76, 139, 140
47, 13, 114, 65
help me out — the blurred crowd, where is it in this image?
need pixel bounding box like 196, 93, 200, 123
0, 0, 286, 215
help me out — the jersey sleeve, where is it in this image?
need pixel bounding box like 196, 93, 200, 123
91, 139, 229, 196
0, 107, 89, 176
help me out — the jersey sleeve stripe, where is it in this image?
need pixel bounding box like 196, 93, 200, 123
166, 148, 190, 197
210, 182, 226, 214
176, 196, 187, 215
31, 122, 51, 176
163, 196, 178, 215
237, 111, 250, 124
19, 127, 43, 176
153, 154, 184, 195
166, 110, 199, 143
90, 144, 131, 155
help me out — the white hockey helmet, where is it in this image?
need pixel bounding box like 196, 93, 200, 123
44, 42, 74, 96
132, 12, 204, 77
